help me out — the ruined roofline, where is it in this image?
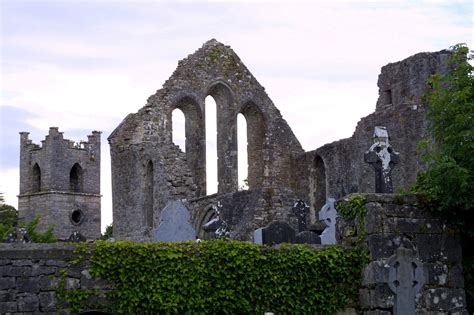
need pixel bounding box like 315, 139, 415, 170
380, 49, 451, 70
20, 127, 101, 150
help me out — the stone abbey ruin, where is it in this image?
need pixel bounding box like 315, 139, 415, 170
10, 40, 468, 313
108, 39, 449, 242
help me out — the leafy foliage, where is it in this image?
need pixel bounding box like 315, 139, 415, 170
414, 43, 474, 311
100, 223, 113, 240
25, 217, 57, 243
64, 240, 367, 314
0, 203, 18, 240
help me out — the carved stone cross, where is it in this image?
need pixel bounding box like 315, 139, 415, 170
318, 198, 337, 245
292, 200, 309, 232
387, 247, 425, 315
364, 126, 400, 193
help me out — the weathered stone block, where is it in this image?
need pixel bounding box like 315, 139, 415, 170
363, 310, 391, 315
32, 264, 56, 276
0, 301, 17, 313
0, 290, 15, 302
39, 274, 60, 291
17, 276, 40, 293
18, 292, 40, 312
39, 291, 56, 312
65, 277, 80, 290
366, 234, 414, 260
362, 261, 389, 286
12, 259, 34, 266
447, 264, 465, 288
359, 284, 395, 309
420, 288, 466, 312
425, 263, 449, 286
0, 277, 15, 290
416, 235, 462, 263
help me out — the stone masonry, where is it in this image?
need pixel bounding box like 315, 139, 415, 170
108, 39, 452, 242
18, 128, 101, 240
337, 194, 467, 314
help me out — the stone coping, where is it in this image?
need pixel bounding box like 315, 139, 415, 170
18, 191, 102, 198
0, 243, 80, 259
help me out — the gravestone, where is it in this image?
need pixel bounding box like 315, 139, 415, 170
364, 126, 400, 193
295, 231, 320, 244
319, 198, 337, 245
387, 247, 425, 315
68, 231, 86, 242
154, 200, 196, 242
255, 221, 295, 245
292, 200, 309, 232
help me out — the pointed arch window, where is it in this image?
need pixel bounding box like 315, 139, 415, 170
70, 163, 84, 192
32, 163, 41, 192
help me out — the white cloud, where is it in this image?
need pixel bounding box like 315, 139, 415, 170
1, 1, 472, 232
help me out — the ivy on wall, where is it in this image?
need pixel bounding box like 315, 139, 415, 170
64, 240, 367, 314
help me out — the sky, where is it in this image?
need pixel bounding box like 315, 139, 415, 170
0, 0, 472, 232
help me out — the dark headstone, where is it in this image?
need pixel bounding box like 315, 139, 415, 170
295, 231, 321, 244
261, 221, 295, 245
154, 200, 196, 242
292, 200, 309, 232
68, 231, 86, 242
364, 126, 400, 193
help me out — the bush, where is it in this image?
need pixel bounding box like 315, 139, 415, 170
66, 240, 367, 314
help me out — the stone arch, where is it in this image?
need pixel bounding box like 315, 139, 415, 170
207, 81, 237, 193
196, 205, 218, 240
31, 163, 41, 193
171, 95, 205, 196
143, 160, 154, 229
69, 163, 83, 193
239, 101, 266, 189
312, 155, 327, 213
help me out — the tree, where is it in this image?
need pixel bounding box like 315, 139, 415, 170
415, 43, 474, 311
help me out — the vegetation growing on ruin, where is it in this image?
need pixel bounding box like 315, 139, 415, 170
336, 194, 368, 241
60, 240, 367, 314
414, 43, 474, 311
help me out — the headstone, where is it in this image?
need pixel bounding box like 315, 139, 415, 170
5, 228, 31, 243
261, 221, 295, 245
292, 200, 309, 232
364, 126, 400, 193
68, 231, 86, 242
319, 198, 337, 245
253, 228, 263, 244
154, 200, 196, 242
387, 247, 425, 315
295, 231, 320, 244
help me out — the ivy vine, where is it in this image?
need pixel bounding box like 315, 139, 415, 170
58, 240, 367, 314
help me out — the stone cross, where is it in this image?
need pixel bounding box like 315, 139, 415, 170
387, 247, 425, 315
292, 200, 309, 232
318, 198, 337, 245
364, 126, 400, 193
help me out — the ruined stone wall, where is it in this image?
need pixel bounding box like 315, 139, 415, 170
109, 40, 304, 241
337, 193, 467, 314
18, 128, 101, 240
292, 50, 451, 221
187, 187, 299, 241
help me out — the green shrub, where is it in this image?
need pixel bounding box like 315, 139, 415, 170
64, 240, 367, 314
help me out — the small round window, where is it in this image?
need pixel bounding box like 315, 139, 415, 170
70, 209, 84, 226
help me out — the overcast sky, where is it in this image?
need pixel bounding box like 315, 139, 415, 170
1, 0, 472, 232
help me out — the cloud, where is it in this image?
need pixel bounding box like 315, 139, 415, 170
1, 0, 472, 232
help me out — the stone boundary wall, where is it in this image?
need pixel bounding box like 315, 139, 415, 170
0, 194, 468, 314
0, 243, 109, 314
337, 193, 467, 315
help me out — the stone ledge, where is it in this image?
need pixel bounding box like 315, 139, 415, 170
0, 244, 80, 260
18, 191, 102, 197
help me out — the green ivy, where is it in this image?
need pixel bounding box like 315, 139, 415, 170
60, 240, 367, 314
336, 195, 368, 241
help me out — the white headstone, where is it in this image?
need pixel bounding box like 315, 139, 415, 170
318, 198, 337, 245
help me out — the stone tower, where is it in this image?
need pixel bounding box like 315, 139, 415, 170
18, 127, 101, 240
